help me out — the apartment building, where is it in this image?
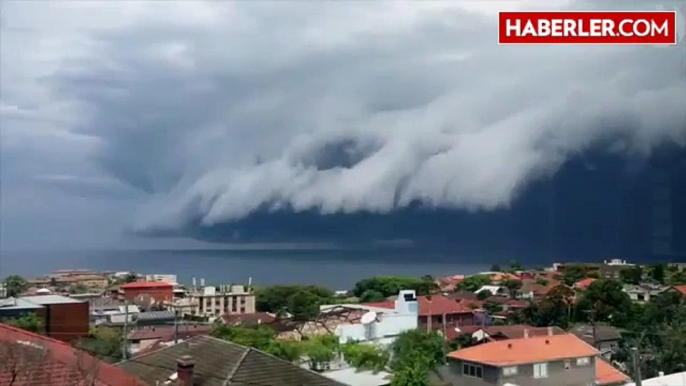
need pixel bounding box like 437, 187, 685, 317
184, 285, 256, 317
445, 333, 602, 386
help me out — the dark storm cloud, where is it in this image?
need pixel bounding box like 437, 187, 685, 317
2, 1, 685, 249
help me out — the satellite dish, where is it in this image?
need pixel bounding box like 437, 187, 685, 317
361, 311, 377, 325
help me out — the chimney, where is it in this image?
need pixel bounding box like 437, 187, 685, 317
524, 329, 529, 338
177, 355, 195, 386
548, 326, 554, 336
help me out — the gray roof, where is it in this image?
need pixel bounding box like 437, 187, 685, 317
570, 324, 622, 343
0, 297, 45, 310
137, 310, 175, 321
20, 295, 83, 305
116, 335, 344, 386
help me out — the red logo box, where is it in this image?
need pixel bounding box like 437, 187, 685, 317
499, 11, 677, 45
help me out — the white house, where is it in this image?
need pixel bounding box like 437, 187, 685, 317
324, 290, 419, 346
475, 285, 509, 297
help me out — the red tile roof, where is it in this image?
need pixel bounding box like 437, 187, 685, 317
574, 278, 597, 290
363, 295, 474, 316
362, 301, 395, 309
596, 359, 630, 385
121, 282, 173, 289
418, 295, 473, 316
671, 285, 686, 296
0, 323, 143, 386
448, 333, 599, 366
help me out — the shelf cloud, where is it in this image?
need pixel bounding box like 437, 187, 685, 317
2, 0, 685, 248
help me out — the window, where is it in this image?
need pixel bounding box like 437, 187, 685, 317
533, 363, 548, 378
462, 363, 483, 379
564, 360, 571, 370
503, 366, 517, 376
576, 357, 591, 366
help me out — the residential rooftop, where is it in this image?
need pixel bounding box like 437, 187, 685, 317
19, 295, 83, 305
595, 359, 630, 386
121, 282, 174, 289
447, 334, 599, 366
116, 335, 344, 386
0, 323, 143, 386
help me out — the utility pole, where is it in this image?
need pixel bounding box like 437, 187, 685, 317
174, 308, 179, 344
122, 301, 129, 360
632, 348, 642, 386
583, 309, 598, 349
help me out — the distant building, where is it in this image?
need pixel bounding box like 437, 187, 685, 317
145, 274, 178, 285
475, 286, 509, 297
121, 282, 174, 305
0, 295, 89, 342
603, 259, 634, 266
184, 285, 256, 318
623, 283, 669, 303
569, 324, 622, 359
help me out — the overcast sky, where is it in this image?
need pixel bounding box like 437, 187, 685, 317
1, 0, 684, 250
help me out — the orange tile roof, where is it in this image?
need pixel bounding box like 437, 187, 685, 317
447, 333, 599, 366
672, 285, 686, 296
574, 278, 597, 289
596, 359, 630, 385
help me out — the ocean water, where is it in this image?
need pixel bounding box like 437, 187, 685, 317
0, 249, 494, 290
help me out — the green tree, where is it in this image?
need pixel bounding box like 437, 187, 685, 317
302, 335, 339, 371
359, 290, 386, 303
390, 330, 447, 372
668, 271, 686, 285
459, 275, 492, 292
649, 264, 666, 284
211, 324, 276, 350
391, 353, 430, 386
4, 275, 29, 297
575, 279, 633, 326
509, 260, 523, 272
288, 289, 322, 321
69, 283, 89, 294
255, 285, 334, 318
489, 264, 502, 272
519, 285, 574, 329
341, 342, 389, 372
266, 340, 304, 362
501, 279, 523, 298
353, 276, 435, 298
562, 265, 586, 286
449, 334, 478, 351
536, 278, 549, 286
5, 313, 43, 333
620, 266, 643, 285
76, 327, 122, 362
124, 273, 138, 283
476, 290, 490, 301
